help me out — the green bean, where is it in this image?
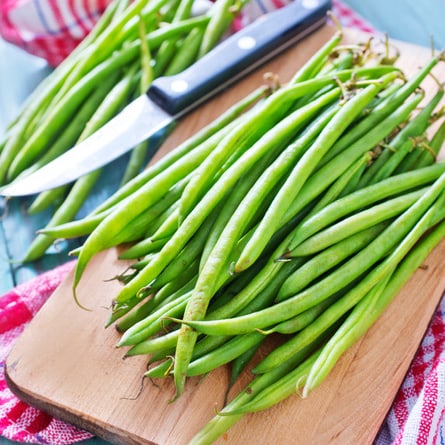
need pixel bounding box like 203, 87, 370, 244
28, 186, 68, 215
72, 119, 236, 292
144, 15, 211, 50
289, 31, 343, 84
177, 171, 445, 337
151, 0, 194, 77
188, 336, 326, 445
264, 290, 348, 335
223, 351, 321, 415
145, 260, 298, 376
164, 27, 204, 75
178, 68, 396, 223
198, 0, 239, 58
290, 187, 426, 257
398, 118, 445, 172
125, 328, 179, 356
307, 151, 372, 217
227, 340, 262, 390
118, 290, 192, 346
335, 152, 370, 198
281, 92, 425, 248
145, 359, 173, 378
107, 294, 155, 329
23, 70, 124, 185
37, 210, 113, 240
358, 88, 444, 186
23, 67, 138, 261
107, 89, 330, 304
186, 332, 265, 377
0, 65, 81, 179
278, 223, 387, 301
235, 73, 397, 273
195, 89, 340, 267
147, 207, 180, 241
119, 16, 154, 185
286, 160, 445, 253
0, 0, 154, 181
118, 238, 165, 261
170, 89, 345, 397
256, 192, 445, 375
53, 0, 168, 100
318, 56, 439, 167
303, 214, 445, 396
149, 213, 217, 290
7, 56, 141, 181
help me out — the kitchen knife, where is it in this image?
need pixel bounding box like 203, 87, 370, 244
1, 0, 331, 196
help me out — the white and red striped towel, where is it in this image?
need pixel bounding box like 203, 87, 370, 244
2, 1, 444, 444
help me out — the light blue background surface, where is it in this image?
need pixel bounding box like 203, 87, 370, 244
0, 1, 444, 444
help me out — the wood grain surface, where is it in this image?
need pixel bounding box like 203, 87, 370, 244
5, 25, 445, 445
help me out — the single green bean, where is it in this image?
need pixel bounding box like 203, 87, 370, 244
186, 332, 265, 377
37, 210, 112, 240
278, 223, 387, 301
289, 31, 343, 84
198, 0, 239, 57
28, 186, 68, 215
119, 16, 154, 185
164, 27, 204, 75
151, 0, 194, 77
125, 328, 179, 356
290, 187, 426, 257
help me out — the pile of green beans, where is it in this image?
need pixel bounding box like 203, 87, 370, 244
0, 0, 249, 262
38, 31, 445, 444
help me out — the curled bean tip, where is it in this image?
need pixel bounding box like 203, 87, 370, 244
254, 327, 271, 336
72, 287, 92, 312
327, 11, 343, 36
295, 375, 308, 399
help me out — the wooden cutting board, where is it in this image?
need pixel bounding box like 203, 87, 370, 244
5, 25, 445, 445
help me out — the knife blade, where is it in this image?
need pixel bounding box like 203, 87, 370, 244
1, 0, 331, 197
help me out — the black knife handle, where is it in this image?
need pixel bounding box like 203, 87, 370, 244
147, 0, 331, 116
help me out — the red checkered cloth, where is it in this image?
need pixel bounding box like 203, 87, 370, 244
3, 2, 440, 445
0, 0, 375, 66
0, 260, 93, 443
